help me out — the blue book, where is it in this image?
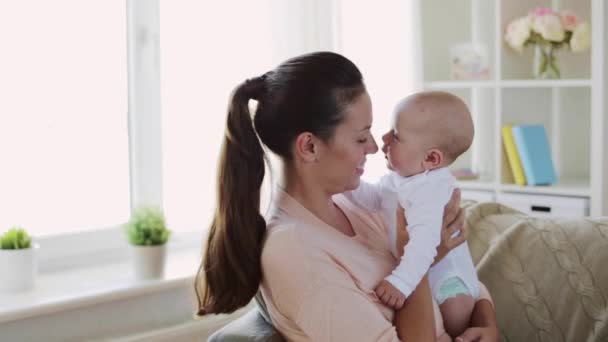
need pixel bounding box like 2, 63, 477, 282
511, 125, 557, 186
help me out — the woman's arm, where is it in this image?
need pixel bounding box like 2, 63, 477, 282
296, 284, 403, 342
435, 188, 467, 265
393, 275, 436, 341
264, 228, 403, 341
288, 256, 436, 342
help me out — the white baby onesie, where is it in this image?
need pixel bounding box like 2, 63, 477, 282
347, 167, 480, 301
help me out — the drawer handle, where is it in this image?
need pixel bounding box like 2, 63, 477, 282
531, 205, 551, 213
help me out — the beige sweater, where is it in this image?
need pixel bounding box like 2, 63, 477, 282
260, 189, 491, 341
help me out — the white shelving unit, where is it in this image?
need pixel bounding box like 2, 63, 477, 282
419, 0, 608, 217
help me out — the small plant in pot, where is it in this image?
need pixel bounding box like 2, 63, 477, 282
0, 226, 39, 292
124, 206, 171, 280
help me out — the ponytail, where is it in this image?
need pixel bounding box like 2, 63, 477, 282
195, 77, 267, 315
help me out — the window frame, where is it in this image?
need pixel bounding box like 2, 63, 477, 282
36, 0, 343, 271
36, 0, 168, 271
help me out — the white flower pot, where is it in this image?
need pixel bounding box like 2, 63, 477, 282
0, 243, 39, 292
130, 244, 167, 280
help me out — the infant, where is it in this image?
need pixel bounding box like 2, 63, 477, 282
348, 91, 479, 338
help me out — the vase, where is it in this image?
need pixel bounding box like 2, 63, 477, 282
533, 44, 560, 79
0, 244, 39, 292
130, 244, 167, 280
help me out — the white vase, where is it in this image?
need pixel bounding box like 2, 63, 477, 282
130, 244, 167, 280
0, 243, 39, 292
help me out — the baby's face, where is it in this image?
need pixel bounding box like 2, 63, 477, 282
381, 108, 431, 177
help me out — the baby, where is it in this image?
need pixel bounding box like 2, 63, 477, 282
348, 91, 479, 338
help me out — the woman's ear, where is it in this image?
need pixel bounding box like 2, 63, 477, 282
422, 148, 444, 169
294, 132, 318, 162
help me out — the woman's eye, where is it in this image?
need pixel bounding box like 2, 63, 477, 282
357, 138, 368, 144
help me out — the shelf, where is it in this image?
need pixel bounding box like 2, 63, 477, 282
456, 180, 496, 191
499, 179, 590, 197
419, 0, 605, 216
425, 81, 494, 89
425, 79, 592, 90
499, 79, 592, 88
457, 179, 591, 197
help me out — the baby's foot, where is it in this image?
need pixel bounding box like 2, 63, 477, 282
375, 279, 406, 309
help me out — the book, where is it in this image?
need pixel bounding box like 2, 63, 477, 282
501, 125, 526, 185
511, 125, 557, 186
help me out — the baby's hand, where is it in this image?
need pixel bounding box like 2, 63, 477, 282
375, 279, 406, 309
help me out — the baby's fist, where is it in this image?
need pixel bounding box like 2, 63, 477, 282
375, 279, 406, 309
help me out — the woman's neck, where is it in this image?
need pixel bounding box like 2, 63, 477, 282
282, 167, 339, 227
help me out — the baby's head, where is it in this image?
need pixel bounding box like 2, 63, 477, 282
382, 91, 474, 177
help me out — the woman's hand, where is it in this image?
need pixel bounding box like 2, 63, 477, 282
455, 326, 499, 342
435, 188, 467, 264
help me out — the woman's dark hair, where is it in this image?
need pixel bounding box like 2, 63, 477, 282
195, 51, 365, 315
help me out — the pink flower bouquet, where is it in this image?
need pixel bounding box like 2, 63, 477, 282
505, 8, 590, 78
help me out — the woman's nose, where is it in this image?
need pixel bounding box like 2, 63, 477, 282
368, 136, 379, 154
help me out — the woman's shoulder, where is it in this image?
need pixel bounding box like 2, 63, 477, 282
262, 221, 320, 273
261, 217, 352, 288
262, 222, 300, 262
261, 222, 329, 312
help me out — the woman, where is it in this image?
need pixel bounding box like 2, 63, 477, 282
196, 52, 498, 341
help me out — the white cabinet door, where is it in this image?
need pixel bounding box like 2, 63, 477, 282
496, 193, 589, 218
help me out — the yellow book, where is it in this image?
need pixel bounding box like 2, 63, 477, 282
502, 125, 526, 185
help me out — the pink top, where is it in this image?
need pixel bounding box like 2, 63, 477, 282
260, 189, 490, 341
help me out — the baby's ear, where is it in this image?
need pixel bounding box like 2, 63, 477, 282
423, 148, 444, 169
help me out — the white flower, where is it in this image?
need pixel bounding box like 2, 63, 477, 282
532, 14, 565, 42
570, 22, 591, 52
505, 16, 531, 52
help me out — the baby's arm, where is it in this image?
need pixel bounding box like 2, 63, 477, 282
385, 182, 451, 298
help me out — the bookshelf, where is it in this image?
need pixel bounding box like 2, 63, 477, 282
419, 0, 608, 217
425, 79, 592, 89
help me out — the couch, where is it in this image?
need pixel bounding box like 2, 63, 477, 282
209, 202, 608, 341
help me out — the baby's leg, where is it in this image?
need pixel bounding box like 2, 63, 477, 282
440, 294, 475, 337
436, 277, 475, 338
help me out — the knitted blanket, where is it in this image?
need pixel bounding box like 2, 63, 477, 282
465, 202, 608, 342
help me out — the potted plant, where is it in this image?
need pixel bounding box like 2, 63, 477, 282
124, 206, 171, 280
0, 226, 39, 292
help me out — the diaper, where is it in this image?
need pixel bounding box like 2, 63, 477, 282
435, 276, 471, 305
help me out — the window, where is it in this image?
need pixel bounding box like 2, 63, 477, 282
0, 1, 130, 236
159, 1, 277, 233
338, 1, 419, 183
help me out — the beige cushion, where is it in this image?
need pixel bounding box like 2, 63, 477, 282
465, 202, 608, 342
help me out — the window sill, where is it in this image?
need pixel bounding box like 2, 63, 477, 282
0, 243, 202, 324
